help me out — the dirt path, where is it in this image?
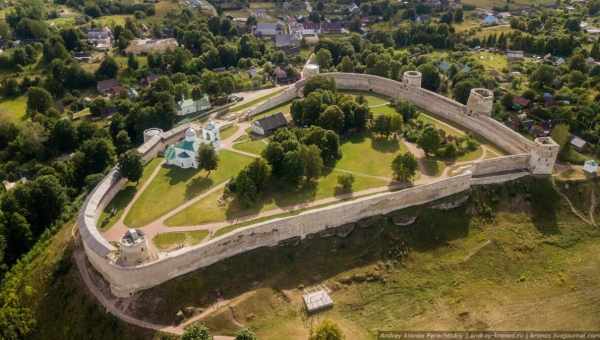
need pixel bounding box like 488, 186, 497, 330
103, 159, 166, 242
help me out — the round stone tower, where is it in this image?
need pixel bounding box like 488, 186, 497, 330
143, 128, 163, 143
466, 88, 494, 116
529, 137, 559, 175
304, 64, 320, 79
119, 229, 153, 266
403, 71, 422, 88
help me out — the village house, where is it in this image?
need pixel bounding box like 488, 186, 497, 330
506, 50, 524, 61
125, 38, 178, 55
275, 34, 300, 53
97, 79, 125, 96
321, 22, 344, 34
252, 112, 288, 136
140, 74, 160, 87
570, 136, 588, 152
583, 160, 598, 176
482, 14, 499, 26
176, 95, 212, 116
86, 27, 113, 51
253, 23, 281, 37
302, 21, 321, 35
512, 96, 530, 109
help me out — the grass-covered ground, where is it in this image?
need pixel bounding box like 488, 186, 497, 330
164, 169, 388, 227
153, 230, 209, 251
337, 132, 408, 178
231, 88, 285, 113
0, 95, 27, 122
98, 158, 164, 230
219, 124, 239, 140
232, 138, 268, 155
472, 51, 509, 72
124, 150, 254, 227
127, 179, 600, 339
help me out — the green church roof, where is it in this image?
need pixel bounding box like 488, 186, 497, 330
176, 140, 196, 151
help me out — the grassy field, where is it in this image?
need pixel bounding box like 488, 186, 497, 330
124, 150, 254, 227
127, 179, 600, 339
164, 169, 387, 227
153, 230, 209, 251
94, 14, 132, 26
339, 91, 390, 107
98, 158, 164, 231
250, 101, 292, 121
336, 133, 408, 178
232, 138, 268, 155
220, 124, 240, 140
472, 51, 509, 72
0, 95, 27, 122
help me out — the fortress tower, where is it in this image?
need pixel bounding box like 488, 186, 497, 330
119, 229, 154, 266
403, 71, 422, 88
466, 88, 494, 116
529, 137, 559, 175
143, 128, 163, 143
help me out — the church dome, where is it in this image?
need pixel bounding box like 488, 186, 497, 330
184, 127, 197, 141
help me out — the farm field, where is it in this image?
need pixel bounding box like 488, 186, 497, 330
0, 95, 27, 122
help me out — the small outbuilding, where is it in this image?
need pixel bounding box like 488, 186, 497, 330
583, 160, 598, 176
570, 136, 587, 152
251, 112, 288, 136
303, 289, 333, 314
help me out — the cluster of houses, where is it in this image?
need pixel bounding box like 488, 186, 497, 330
96, 75, 212, 117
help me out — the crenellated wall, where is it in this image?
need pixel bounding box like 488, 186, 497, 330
78, 72, 559, 297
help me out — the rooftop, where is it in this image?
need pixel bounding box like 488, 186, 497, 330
303, 289, 333, 313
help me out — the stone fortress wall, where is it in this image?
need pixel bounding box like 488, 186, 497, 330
79, 71, 560, 297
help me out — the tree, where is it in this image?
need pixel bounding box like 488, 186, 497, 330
373, 114, 391, 137
453, 79, 480, 104
51, 119, 77, 153
127, 53, 139, 70
234, 170, 259, 207
118, 150, 143, 183
392, 153, 418, 182
301, 144, 323, 182
338, 56, 354, 72
551, 124, 570, 154
417, 127, 442, 156
235, 328, 258, 340
244, 158, 271, 192
182, 324, 210, 340
95, 56, 119, 80
309, 319, 345, 340
115, 130, 131, 154
337, 173, 354, 193
26, 87, 53, 114
196, 144, 218, 176
283, 150, 306, 187
316, 48, 333, 69
262, 141, 286, 176
318, 105, 345, 133
303, 76, 336, 97
418, 63, 441, 92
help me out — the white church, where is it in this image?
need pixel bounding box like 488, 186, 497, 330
165, 121, 220, 169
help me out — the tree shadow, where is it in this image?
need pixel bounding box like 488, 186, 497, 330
164, 165, 198, 186
529, 178, 560, 235
185, 176, 214, 200
371, 136, 400, 153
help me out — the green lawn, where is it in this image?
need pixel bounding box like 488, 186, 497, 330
94, 14, 132, 26
232, 139, 268, 155
153, 230, 209, 251
124, 150, 254, 227
97, 158, 164, 231
370, 104, 397, 116
165, 169, 387, 227
0, 95, 27, 122
339, 90, 390, 107
250, 101, 292, 121
336, 133, 408, 178
472, 51, 508, 72
220, 124, 239, 140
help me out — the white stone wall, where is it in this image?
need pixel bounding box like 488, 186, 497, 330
87, 172, 473, 296
78, 72, 560, 297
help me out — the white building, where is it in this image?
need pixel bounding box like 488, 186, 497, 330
583, 160, 598, 176
176, 95, 211, 116
165, 124, 220, 169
